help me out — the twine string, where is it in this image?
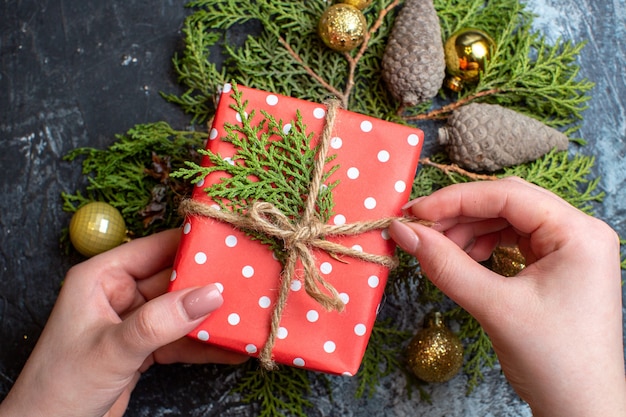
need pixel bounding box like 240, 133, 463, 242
179, 99, 419, 369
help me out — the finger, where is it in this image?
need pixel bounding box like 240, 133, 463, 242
389, 220, 505, 317
136, 267, 174, 302
109, 284, 223, 368
153, 337, 249, 365
501, 176, 573, 208
406, 178, 579, 236
80, 229, 182, 312
443, 217, 510, 249
88, 229, 181, 282
465, 231, 501, 261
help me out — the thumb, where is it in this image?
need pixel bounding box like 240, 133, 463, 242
389, 220, 503, 317
112, 284, 223, 366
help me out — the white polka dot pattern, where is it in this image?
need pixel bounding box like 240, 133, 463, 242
169, 84, 424, 376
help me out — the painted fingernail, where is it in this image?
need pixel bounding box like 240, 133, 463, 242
389, 221, 420, 254
401, 196, 426, 214
183, 284, 223, 320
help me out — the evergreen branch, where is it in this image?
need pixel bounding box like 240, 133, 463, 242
340, 0, 401, 107
503, 150, 603, 213
417, 151, 603, 214
405, 89, 502, 120
419, 157, 499, 181
161, 18, 226, 123
62, 122, 205, 236
445, 307, 498, 394
414, 0, 594, 130
231, 362, 314, 417
277, 36, 344, 100
172, 85, 339, 222
356, 318, 413, 398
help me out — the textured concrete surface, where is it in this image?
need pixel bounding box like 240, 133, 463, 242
1, 0, 624, 415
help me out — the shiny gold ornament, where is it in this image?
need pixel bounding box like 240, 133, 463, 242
444, 28, 496, 92
490, 246, 526, 277
338, 0, 373, 10
406, 312, 464, 383
69, 202, 127, 257
318, 4, 367, 52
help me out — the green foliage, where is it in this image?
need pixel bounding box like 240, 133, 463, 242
445, 307, 499, 393
231, 362, 314, 417
174, 85, 338, 219
62, 122, 205, 237
434, 0, 594, 132
356, 319, 413, 398
172, 85, 339, 255
502, 149, 603, 213
168, 0, 403, 120
160, 19, 226, 123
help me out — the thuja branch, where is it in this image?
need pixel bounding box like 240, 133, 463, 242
277, 36, 344, 100
419, 157, 499, 181
342, 0, 401, 105
279, 1, 401, 108
404, 88, 502, 120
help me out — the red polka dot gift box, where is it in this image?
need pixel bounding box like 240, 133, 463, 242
169, 84, 424, 376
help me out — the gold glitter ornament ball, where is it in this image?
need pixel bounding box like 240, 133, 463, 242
406, 312, 464, 383
490, 246, 526, 277
318, 4, 367, 52
337, 0, 373, 10
69, 202, 127, 257
444, 28, 496, 92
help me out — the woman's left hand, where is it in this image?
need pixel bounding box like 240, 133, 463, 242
0, 229, 247, 417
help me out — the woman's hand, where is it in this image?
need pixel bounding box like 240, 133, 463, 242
0, 229, 247, 417
389, 177, 626, 417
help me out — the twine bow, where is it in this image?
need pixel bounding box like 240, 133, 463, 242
180, 99, 416, 369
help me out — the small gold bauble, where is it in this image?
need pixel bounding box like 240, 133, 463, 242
69, 202, 127, 257
318, 4, 367, 52
337, 0, 373, 10
444, 28, 496, 92
489, 246, 526, 277
406, 312, 464, 383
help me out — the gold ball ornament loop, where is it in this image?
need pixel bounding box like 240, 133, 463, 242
69, 202, 127, 257
337, 0, 373, 10
444, 28, 496, 92
318, 4, 367, 52
406, 312, 464, 383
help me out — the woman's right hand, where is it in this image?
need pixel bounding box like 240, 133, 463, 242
389, 177, 626, 417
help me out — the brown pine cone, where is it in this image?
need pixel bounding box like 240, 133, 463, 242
381, 0, 445, 106
438, 103, 570, 172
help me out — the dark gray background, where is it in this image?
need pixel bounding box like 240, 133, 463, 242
1, 0, 624, 415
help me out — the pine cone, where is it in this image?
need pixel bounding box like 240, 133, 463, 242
381, 0, 445, 106
438, 103, 569, 172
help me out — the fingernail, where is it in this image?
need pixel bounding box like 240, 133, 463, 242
401, 196, 426, 214
183, 284, 223, 320
389, 221, 420, 254
463, 238, 476, 253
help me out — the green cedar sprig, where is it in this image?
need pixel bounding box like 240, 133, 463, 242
160, 19, 226, 123
61, 122, 205, 236
444, 307, 498, 394
172, 85, 339, 253
356, 319, 413, 398
231, 361, 314, 417
502, 149, 603, 213
405, 0, 594, 134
